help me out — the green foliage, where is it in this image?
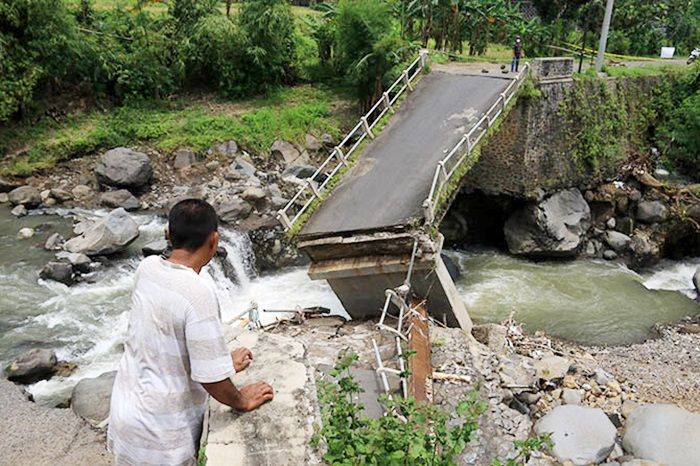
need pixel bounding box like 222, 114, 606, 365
490, 434, 554, 466
314, 353, 487, 465
0, 86, 345, 176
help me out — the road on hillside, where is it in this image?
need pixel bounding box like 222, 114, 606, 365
300, 66, 515, 238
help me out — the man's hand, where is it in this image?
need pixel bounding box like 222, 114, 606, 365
231, 347, 253, 372
237, 382, 274, 412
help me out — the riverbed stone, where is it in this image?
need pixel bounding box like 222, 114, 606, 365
100, 189, 140, 211
4, 349, 58, 384
142, 238, 168, 257
621, 400, 639, 418
8, 186, 41, 208
622, 403, 700, 466
534, 356, 571, 381
604, 231, 631, 252
17, 227, 35, 240
504, 189, 591, 257
229, 157, 256, 178
241, 186, 266, 203
39, 262, 74, 285
44, 233, 65, 251
215, 197, 253, 224
603, 250, 617, 260
10, 205, 27, 217
270, 140, 306, 166
50, 188, 72, 203
64, 208, 139, 256
71, 184, 93, 199
71, 371, 117, 428
0, 193, 8, 203
212, 140, 238, 157
304, 133, 322, 152
636, 201, 668, 224
473, 323, 508, 353
561, 388, 582, 405
535, 405, 617, 465
55, 251, 91, 273
172, 148, 199, 169
95, 147, 153, 191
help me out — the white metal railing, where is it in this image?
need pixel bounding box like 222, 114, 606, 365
422, 62, 531, 225
276, 50, 430, 232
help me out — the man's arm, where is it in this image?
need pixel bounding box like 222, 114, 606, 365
202, 379, 274, 412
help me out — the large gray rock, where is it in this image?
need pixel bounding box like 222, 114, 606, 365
283, 164, 316, 179
8, 186, 41, 208
622, 404, 700, 466
95, 148, 153, 190
142, 238, 168, 257
44, 232, 65, 251
636, 201, 668, 224
216, 197, 253, 224
504, 189, 591, 257
604, 231, 631, 252
71, 371, 117, 427
4, 349, 57, 384
230, 157, 256, 178
535, 405, 617, 465
55, 251, 92, 273
534, 356, 571, 381
39, 262, 74, 286
172, 148, 199, 169
64, 208, 139, 256
100, 189, 140, 211
270, 140, 305, 166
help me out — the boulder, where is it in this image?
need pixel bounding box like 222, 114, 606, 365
8, 186, 41, 208
71, 184, 93, 199
241, 187, 266, 203
535, 405, 617, 465
630, 232, 662, 268
270, 140, 304, 166
0, 178, 21, 193
561, 388, 582, 405
498, 354, 536, 391
4, 349, 58, 384
603, 250, 618, 260
504, 189, 591, 257
55, 251, 91, 273
283, 164, 316, 179
615, 216, 634, 235
64, 208, 139, 256
10, 205, 27, 217
534, 356, 571, 381
594, 368, 613, 386
604, 231, 631, 252
50, 188, 72, 203
0, 193, 8, 203
95, 147, 153, 191
230, 157, 257, 178
216, 197, 253, 224
142, 238, 168, 257
304, 134, 322, 152
212, 140, 238, 156
71, 371, 117, 427
693, 268, 700, 295
100, 189, 140, 211
321, 133, 335, 148
621, 400, 639, 418
172, 149, 199, 169
44, 232, 65, 251
17, 227, 35, 240
622, 404, 700, 466
39, 262, 74, 285
636, 201, 668, 224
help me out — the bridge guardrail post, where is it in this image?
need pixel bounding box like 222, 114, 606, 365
361, 116, 374, 139
403, 71, 413, 91
422, 198, 434, 224
307, 179, 321, 199
382, 92, 393, 113
277, 210, 292, 230
333, 146, 347, 165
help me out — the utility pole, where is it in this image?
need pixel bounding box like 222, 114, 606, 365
578, 2, 594, 73
595, 0, 614, 73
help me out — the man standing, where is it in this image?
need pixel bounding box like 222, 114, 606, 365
511, 36, 523, 72
108, 199, 274, 465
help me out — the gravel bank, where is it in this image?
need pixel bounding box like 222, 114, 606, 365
0, 378, 112, 466
562, 317, 700, 412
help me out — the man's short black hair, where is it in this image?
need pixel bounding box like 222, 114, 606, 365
168, 199, 219, 251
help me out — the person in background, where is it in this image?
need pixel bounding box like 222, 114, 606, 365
512, 36, 523, 72
108, 199, 274, 466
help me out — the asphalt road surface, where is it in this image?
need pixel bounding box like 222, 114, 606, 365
301, 67, 514, 238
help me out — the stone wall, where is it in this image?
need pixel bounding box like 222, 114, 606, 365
532, 57, 574, 81
462, 74, 667, 200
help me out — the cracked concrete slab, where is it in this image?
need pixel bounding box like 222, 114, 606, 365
204, 330, 322, 466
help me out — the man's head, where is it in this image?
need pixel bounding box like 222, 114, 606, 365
168, 199, 219, 263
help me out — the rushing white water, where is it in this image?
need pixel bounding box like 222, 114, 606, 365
0, 209, 342, 406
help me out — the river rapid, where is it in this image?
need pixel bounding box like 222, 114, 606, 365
0, 208, 698, 406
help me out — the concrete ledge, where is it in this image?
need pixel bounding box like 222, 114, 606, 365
204, 331, 322, 466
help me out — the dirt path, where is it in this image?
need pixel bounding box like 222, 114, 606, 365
0, 378, 112, 466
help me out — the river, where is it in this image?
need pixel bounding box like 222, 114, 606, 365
0, 208, 697, 405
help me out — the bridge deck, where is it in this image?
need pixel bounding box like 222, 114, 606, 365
300, 66, 515, 239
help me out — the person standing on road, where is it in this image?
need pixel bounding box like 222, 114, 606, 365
108, 199, 274, 466
512, 36, 523, 72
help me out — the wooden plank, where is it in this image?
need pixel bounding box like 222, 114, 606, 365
407, 298, 432, 403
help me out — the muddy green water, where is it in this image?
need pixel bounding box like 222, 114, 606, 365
448, 249, 700, 346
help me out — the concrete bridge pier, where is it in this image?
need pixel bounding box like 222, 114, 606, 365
298, 232, 472, 332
